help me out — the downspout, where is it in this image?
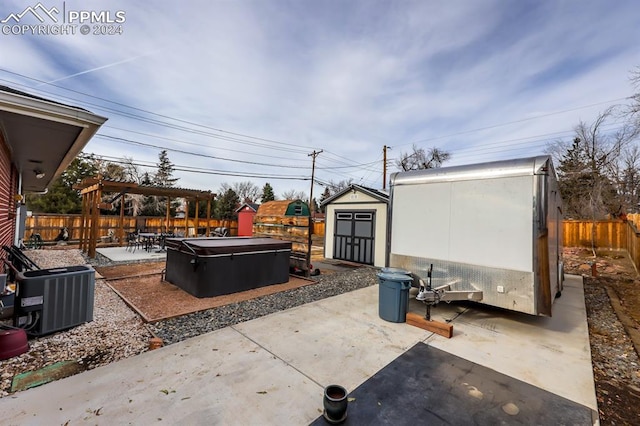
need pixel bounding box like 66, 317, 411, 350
14, 174, 48, 245
13, 172, 22, 246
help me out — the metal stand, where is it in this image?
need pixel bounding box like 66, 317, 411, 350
417, 264, 484, 319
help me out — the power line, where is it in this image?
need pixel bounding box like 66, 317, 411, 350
0, 69, 314, 153
397, 97, 631, 149
2, 71, 381, 172
78, 153, 310, 181
95, 133, 381, 171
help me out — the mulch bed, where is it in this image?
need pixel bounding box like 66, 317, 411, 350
95, 262, 315, 322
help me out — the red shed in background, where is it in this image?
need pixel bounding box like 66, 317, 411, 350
235, 203, 259, 236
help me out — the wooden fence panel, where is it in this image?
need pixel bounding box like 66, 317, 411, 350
627, 213, 640, 230
564, 219, 640, 272
563, 220, 627, 250
626, 221, 640, 272
25, 214, 238, 242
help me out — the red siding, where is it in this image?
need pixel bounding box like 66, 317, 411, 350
237, 209, 256, 236
0, 134, 17, 258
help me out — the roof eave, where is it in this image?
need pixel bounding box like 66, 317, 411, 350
0, 89, 107, 191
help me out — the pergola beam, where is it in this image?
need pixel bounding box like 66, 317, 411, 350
74, 176, 215, 257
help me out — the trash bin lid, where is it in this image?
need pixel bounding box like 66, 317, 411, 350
376, 272, 413, 282
381, 267, 412, 276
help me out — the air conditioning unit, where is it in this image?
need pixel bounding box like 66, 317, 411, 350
14, 266, 95, 336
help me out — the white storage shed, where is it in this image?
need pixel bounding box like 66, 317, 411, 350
321, 184, 388, 267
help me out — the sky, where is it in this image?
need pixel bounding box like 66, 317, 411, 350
1, 0, 639, 199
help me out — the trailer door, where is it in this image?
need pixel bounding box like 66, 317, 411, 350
333, 211, 375, 265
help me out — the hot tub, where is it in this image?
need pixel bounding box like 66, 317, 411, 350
164, 237, 292, 298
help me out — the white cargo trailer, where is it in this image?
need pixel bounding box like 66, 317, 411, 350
388, 155, 563, 316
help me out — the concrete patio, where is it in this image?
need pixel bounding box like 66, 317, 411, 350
0, 275, 597, 425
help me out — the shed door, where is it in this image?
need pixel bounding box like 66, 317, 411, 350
333, 211, 375, 265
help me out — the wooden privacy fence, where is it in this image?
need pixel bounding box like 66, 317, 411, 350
563, 220, 627, 250
25, 214, 238, 242
25, 214, 324, 242
563, 219, 640, 271
313, 221, 325, 236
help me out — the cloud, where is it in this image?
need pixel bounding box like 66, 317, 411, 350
1, 0, 638, 193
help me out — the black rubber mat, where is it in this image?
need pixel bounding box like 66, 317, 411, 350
311, 342, 593, 425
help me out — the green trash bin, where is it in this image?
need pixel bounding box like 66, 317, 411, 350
377, 272, 413, 323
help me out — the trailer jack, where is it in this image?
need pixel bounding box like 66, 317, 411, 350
416, 264, 483, 321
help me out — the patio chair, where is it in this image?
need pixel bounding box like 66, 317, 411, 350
212, 227, 229, 237
126, 232, 141, 252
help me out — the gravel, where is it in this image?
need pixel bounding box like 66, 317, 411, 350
0, 249, 377, 398
583, 281, 640, 388
0, 249, 153, 398
148, 267, 378, 345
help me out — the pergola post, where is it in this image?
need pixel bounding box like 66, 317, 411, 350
89, 186, 101, 258
118, 196, 125, 246
184, 200, 189, 236
72, 176, 216, 247
79, 193, 87, 252
85, 192, 93, 253
165, 197, 170, 234
206, 196, 212, 236
195, 197, 200, 237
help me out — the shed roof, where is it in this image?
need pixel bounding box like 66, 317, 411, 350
320, 184, 389, 207
235, 202, 260, 213
255, 199, 310, 217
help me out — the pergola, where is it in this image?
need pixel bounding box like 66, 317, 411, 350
73, 176, 215, 258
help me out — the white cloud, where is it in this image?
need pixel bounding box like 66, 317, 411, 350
1, 0, 638, 193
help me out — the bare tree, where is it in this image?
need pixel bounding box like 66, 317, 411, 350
545, 138, 572, 168
557, 109, 634, 220
281, 189, 307, 201
627, 66, 640, 122
616, 145, 640, 213
581, 108, 634, 171
232, 181, 261, 203
219, 182, 260, 202
118, 157, 145, 216
325, 178, 354, 195
396, 144, 451, 171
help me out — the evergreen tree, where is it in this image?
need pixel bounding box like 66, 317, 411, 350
557, 138, 591, 218
141, 151, 180, 216
215, 189, 240, 219
141, 171, 152, 185
26, 156, 98, 213
140, 171, 159, 216
188, 199, 210, 218
261, 182, 275, 203
154, 150, 179, 187
318, 187, 331, 213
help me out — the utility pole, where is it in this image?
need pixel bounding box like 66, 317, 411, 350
383, 145, 390, 190
307, 149, 322, 277
308, 149, 323, 215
